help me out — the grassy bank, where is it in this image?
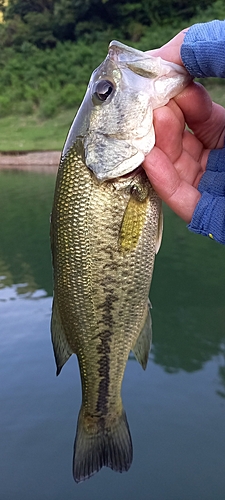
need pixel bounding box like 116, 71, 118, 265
0, 84, 225, 152
0, 108, 76, 151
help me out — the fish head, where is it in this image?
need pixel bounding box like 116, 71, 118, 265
63, 41, 191, 182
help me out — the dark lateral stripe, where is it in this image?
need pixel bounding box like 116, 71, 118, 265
95, 289, 119, 415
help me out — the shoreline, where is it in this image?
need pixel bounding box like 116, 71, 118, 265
0, 151, 61, 173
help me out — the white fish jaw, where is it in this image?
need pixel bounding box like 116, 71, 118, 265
62, 40, 191, 182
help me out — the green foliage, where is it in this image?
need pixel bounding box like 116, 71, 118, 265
0, 39, 108, 117
1, 0, 216, 48
0, 109, 76, 151
190, 0, 225, 23
4, 0, 54, 19
0, 83, 224, 152
0, 0, 224, 118
0, 95, 12, 117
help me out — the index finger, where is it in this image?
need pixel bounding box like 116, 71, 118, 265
174, 82, 225, 149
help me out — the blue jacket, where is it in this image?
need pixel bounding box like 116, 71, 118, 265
180, 20, 225, 244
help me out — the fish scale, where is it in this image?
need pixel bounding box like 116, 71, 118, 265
50, 39, 190, 482
51, 144, 160, 478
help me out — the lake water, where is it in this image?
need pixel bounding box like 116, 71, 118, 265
1, 169, 225, 500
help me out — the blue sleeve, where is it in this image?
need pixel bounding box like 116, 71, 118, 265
188, 148, 225, 244
181, 20, 225, 77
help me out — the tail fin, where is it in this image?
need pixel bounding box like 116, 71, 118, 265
73, 408, 133, 483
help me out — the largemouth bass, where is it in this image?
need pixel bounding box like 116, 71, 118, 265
50, 41, 190, 483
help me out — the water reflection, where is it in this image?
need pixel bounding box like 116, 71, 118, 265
0, 281, 47, 301
0, 170, 54, 295
0, 169, 225, 498
1, 168, 225, 379
151, 208, 225, 377
217, 346, 225, 398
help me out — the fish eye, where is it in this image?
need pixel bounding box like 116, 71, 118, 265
92, 80, 115, 105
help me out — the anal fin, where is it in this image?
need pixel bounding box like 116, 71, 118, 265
132, 301, 152, 370
51, 298, 73, 375
155, 204, 163, 254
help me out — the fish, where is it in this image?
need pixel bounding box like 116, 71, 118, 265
50, 40, 190, 483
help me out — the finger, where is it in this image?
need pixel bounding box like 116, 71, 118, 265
143, 146, 201, 222
175, 82, 225, 148
174, 130, 211, 188
175, 82, 212, 124
152, 102, 207, 186
182, 129, 210, 166
153, 102, 185, 163
182, 129, 204, 162
174, 150, 203, 187
177, 130, 207, 185
194, 101, 225, 149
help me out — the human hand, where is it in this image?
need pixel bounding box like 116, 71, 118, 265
143, 82, 225, 222
145, 29, 188, 66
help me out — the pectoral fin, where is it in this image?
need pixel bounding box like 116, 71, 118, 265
119, 181, 149, 253
51, 298, 73, 375
132, 301, 152, 370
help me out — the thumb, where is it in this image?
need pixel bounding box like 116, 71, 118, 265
145, 29, 188, 66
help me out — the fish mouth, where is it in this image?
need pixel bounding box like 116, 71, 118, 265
119, 165, 143, 180
107, 165, 144, 186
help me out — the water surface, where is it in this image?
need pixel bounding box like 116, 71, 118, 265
1, 169, 225, 500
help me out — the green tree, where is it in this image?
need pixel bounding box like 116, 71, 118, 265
4, 0, 54, 19
1, 0, 216, 48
